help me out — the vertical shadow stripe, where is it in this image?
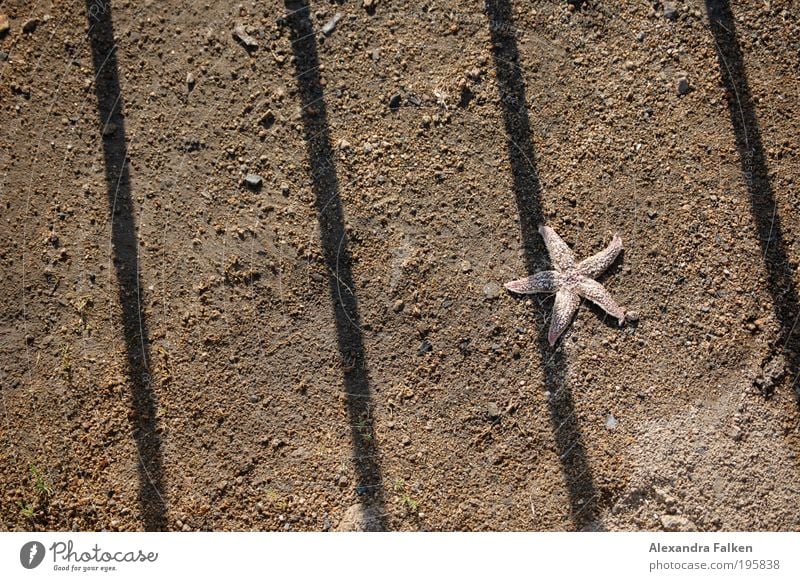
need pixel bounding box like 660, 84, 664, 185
86, 0, 166, 530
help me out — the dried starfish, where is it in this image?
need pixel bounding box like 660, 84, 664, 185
505, 225, 627, 346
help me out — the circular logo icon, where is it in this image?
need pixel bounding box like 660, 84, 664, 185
20, 541, 46, 569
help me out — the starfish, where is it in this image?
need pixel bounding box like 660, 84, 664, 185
505, 225, 627, 346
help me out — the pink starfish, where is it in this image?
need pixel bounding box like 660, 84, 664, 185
505, 225, 627, 346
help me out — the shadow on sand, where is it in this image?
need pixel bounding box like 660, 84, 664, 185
284, 0, 387, 530
485, 0, 602, 529
86, 0, 166, 530
706, 0, 800, 399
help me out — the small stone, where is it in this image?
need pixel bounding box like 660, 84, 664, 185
407, 94, 421, 106
0, 51, 8, 61
280, 182, 290, 196
461, 260, 472, 273
676, 75, 690, 96
22, 19, 39, 34
401, 435, 411, 446
388, 93, 402, 110
363, 0, 376, 9
483, 282, 501, 300
663, 2, 678, 20
625, 311, 640, 323
245, 174, 263, 189
605, 413, 618, 430
636, 31, 646, 42
654, 488, 677, 507
660, 515, 697, 532
186, 72, 196, 90
0, 13, 10, 36
417, 340, 432, 355
321, 13, 342, 36
392, 299, 405, 313
232, 23, 258, 50
486, 402, 501, 420
647, 210, 658, 219
337, 475, 348, 487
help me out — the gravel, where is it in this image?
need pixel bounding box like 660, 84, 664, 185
321, 13, 342, 36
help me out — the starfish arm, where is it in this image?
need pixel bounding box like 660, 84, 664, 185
548, 289, 580, 346
538, 225, 575, 271
504, 270, 560, 294
574, 276, 626, 324
575, 233, 623, 278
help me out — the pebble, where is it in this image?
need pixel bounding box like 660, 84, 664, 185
392, 299, 405, 313
417, 340, 432, 355
321, 13, 342, 36
245, 174, 263, 189
0, 13, 9, 36
660, 514, 697, 532
388, 93, 401, 110
663, 2, 678, 20
0, 51, 7, 61
486, 402, 501, 420
233, 24, 258, 50
22, 18, 39, 34
363, 0, 376, 9
186, 72, 195, 90
605, 413, 618, 430
280, 182, 290, 196
676, 75, 690, 96
654, 487, 677, 507
483, 282, 501, 299
625, 311, 640, 323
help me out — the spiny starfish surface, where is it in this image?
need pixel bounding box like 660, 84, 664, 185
505, 225, 627, 346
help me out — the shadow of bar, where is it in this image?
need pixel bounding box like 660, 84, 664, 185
284, 0, 387, 529
484, 0, 602, 529
85, 0, 166, 530
706, 0, 800, 399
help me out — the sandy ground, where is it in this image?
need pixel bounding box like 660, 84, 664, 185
1, 0, 799, 531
